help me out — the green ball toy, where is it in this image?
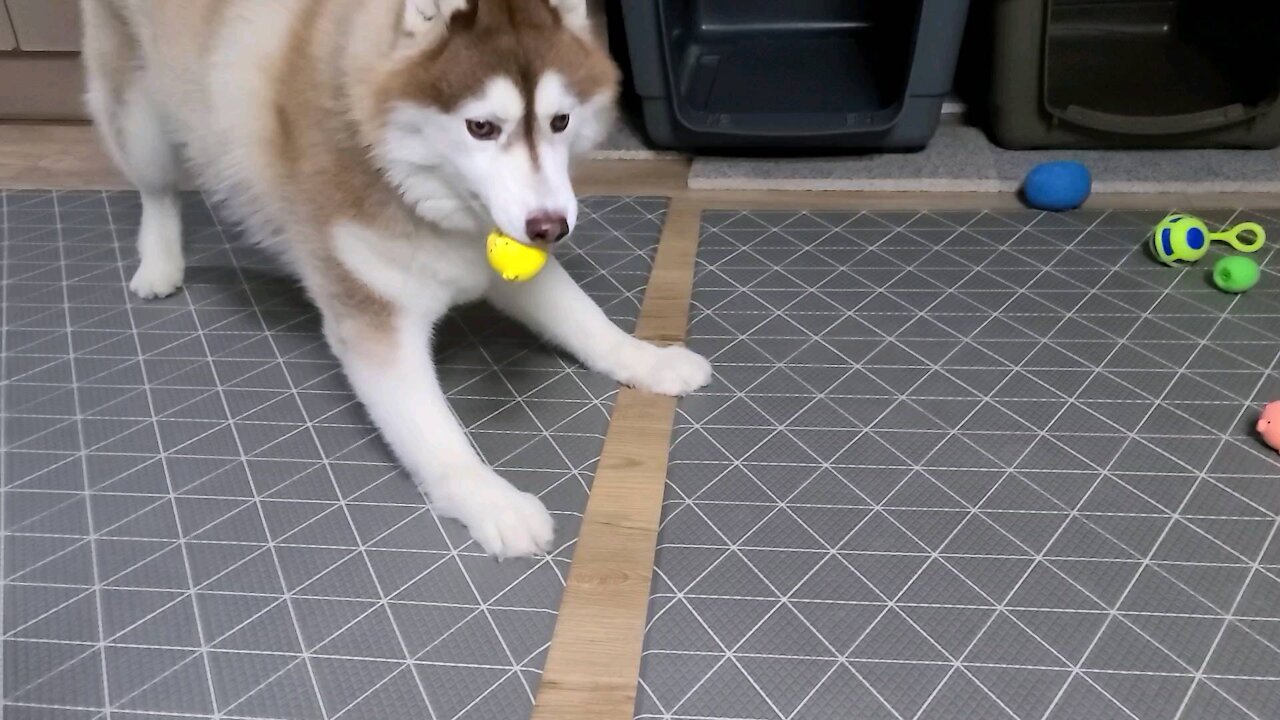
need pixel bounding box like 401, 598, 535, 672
1212, 256, 1261, 293
1151, 214, 1265, 266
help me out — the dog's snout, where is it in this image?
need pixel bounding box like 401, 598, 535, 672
526, 213, 570, 244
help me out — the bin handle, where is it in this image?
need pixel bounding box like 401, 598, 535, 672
1057, 103, 1254, 135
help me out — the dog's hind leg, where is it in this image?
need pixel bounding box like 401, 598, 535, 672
81, 1, 185, 299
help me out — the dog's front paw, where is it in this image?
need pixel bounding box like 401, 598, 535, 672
129, 260, 184, 299
434, 476, 555, 558
618, 344, 713, 397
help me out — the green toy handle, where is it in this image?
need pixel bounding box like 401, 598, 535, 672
1210, 222, 1266, 253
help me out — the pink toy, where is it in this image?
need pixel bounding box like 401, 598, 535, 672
1257, 402, 1280, 453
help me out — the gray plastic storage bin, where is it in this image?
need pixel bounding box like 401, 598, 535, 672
988, 0, 1280, 149
613, 0, 971, 151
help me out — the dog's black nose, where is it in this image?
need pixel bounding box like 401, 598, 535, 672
526, 213, 570, 244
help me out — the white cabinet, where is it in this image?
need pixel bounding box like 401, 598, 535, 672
0, 0, 85, 119
1, 6, 17, 50
6, 0, 82, 51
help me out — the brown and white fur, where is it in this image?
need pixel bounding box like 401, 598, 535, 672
81, 0, 712, 557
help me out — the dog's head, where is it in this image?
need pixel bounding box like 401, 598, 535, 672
376, 0, 618, 244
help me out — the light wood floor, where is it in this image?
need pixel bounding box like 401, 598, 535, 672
6, 122, 1280, 720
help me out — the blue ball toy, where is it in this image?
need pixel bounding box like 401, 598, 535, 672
1022, 161, 1092, 211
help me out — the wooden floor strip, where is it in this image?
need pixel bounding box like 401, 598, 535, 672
531, 198, 703, 720
635, 199, 703, 344
0, 123, 129, 190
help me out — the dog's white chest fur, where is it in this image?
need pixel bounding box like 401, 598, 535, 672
333, 221, 493, 313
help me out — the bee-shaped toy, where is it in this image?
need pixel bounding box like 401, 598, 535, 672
487, 230, 549, 283
1151, 214, 1265, 266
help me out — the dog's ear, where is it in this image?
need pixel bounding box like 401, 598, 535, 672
402, 0, 434, 37
401, 0, 467, 41
547, 0, 591, 36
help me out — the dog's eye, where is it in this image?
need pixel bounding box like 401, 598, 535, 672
550, 114, 570, 133
466, 120, 500, 141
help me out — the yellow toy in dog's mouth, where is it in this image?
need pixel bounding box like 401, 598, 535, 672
487, 230, 548, 283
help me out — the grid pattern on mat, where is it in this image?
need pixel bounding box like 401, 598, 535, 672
636, 209, 1280, 720
0, 191, 664, 720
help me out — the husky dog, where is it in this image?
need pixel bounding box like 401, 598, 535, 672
81, 0, 712, 557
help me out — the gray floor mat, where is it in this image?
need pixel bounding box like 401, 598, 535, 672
0, 191, 664, 720
636, 209, 1280, 720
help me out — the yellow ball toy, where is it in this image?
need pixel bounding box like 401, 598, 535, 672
486, 230, 548, 282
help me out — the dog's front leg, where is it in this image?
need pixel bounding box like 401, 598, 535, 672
487, 260, 712, 396
324, 307, 554, 558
